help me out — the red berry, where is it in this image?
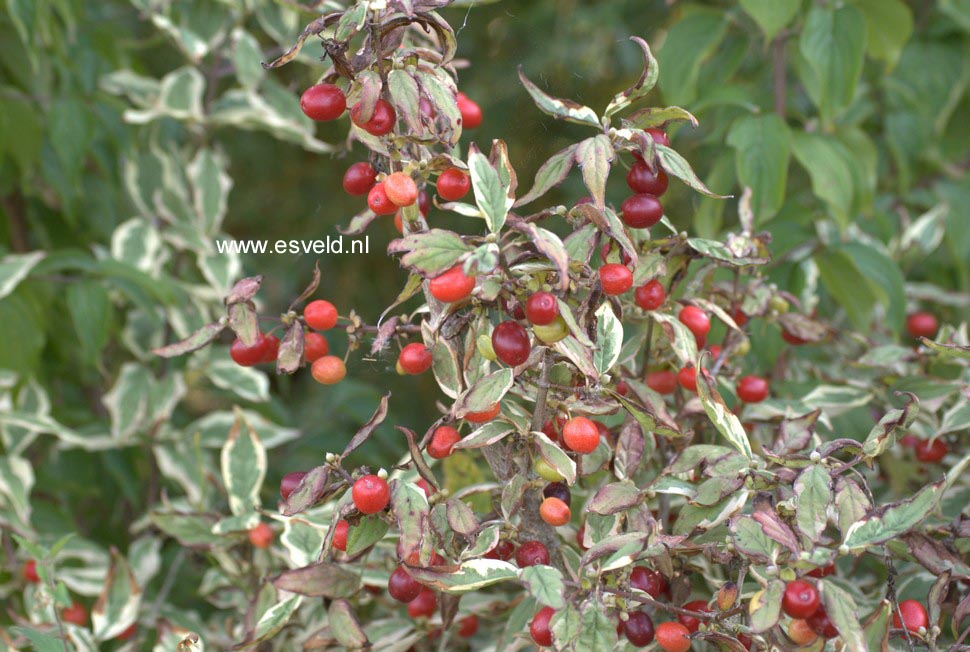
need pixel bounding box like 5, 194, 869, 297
782, 329, 807, 346
807, 606, 838, 639
248, 522, 274, 549
576, 525, 588, 550
906, 312, 938, 339
428, 425, 461, 459
260, 334, 280, 363
429, 265, 475, 303
458, 614, 479, 638
634, 280, 665, 311
385, 172, 419, 207
732, 308, 748, 327
530, 607, 555, 646
456, 92, 482, 129
484, 540, 515, 560
630, 567, 668, 598
543, 482, 571, 504
782, 580, 820, 619
463, 403, 501, 423
407, 588, 438, 618
368, 182, 397, 215
736, 375, 769, 403
562, 416, 600, 454
491, 320, 531, 367
515, 540, 550, 568
280, 471, 306, 500
343, 162, 377, 195
230, 333, 270, 367
525, 292, 560, 326
350, 98, 396, 136
436, 168, 471, 201
678, 366, 698, 393
679, 305, 711, 341
600, 263, 633, 295
418, 189, 431, 216
304, 300, 338, 331
311, 355, 346, 385
678, 601, 711, 634
647, 370, 678, 395
398, 343, 433, 375
62, 602, 87, 627
788, 619, 817, 645
621, 194, 664, 228
806, 563, 835, 578
627, 160, 669, 196
300, 83, 346, 121
416, 478, 432, 497
656, 621, 691, 652
22, 560, 40, 583
116, 624, 137, 641
352, 475, 390, 514
645, 128, 670, 147
539, 497, 571, 527
388, 565, 422, 602
893, 599, 928, 632
304, 332, 329, 362
624, 611, 656, 647
332, 520, 349, 551
708, 344, 722, 360
914, 438, 947, 462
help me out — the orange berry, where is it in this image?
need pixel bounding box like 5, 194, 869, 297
311, 355, 346, 384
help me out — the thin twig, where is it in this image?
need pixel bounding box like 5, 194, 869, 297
530, 350, 553, 432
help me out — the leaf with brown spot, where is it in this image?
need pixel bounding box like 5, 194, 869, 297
271, 562, 360, 598
275, 320, 305, 375
152, 320, 226, 357
341, 394, 391, 459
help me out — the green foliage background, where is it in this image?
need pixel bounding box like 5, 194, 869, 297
1, 0, 969, 643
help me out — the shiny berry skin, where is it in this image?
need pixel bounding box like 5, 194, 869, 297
679, 306, 711, 341
484, 540, 515, 561
300, 83, 346, 121
627, 160, 669, 196
342, 162, 377, 195
350, 98, 396, 136
428, 425, 461, 459
230, 333, 269, 367
261, 334, 280, 363
562, 416, 600, 454
656, 621, 691, 652
311, 355, 346, 385
782, 580, 820, 619
736, 375, 769, 403
62, 602, 88, 626
530, 607, 555, 646
893, 599, 928, 632
388, 565, 422, 602
384, 172, 418, 207
621, 193, 664, 228
436, 168, 470, 201
304, 332, 329, 362
463, 403, 500, 423
408, 588, 438, 618
678, 366, 699, 393
368, 182, 397, 215
645, 128, 670, 147
304, 300, 339, 331
429, 265, 475, 303
515, 540, 550, 568
630, 567, 668, 598
635, 280, 665, 310
914, 438, 947, 462
332, 520, 349, 551
525, 292, 559, 326
456, 92, 482, 129
543, 482, 571, 504
788, 618, 817, 645
647, 370, 678, 395
458, 614, 479, 638
351, 474, 390, 514
678, 601, 711, 633
807, 607, 838, 639
600, 264, 633, 295
624, 611, 656, 647
248, 522, 274, 549
398, 343, 433, 375
539, 496, 571, 527
806, 563, 835, 578
906, 312, 938, 339
280, 471, 306, 500
22, 559, 40, 583
491, 320, 531, 366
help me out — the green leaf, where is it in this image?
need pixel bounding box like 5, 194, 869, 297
0, 251, 44, 300
455, 368, 513, 416
66, 280, 111, 368
862, 393, 918, 457
149, 511, 221, 547
593, 302, 623, 375
588, 481, 641, 515
577, 600, 619, 651
188, 148, 232, 235
388, 228, 472, 275
575, 135, 614, 210
840, 243, 906, 334
271, 563, 360, 598
91, 550, 141, 641
657, 9, 729, 105
739, 0, 801, 41
820, 582, 866, 652
102, 363, 152, 441
815, 249, 879, 330
469, 148, 509, 234
726, 114, 791, 221
10, 627, 65, 652
730, 516, 780, 562
152, 320, 226, 358
345, 516, 390, 556
696, 368, 753, 459
519, 565, 566, 609
533, 431, 577, 485
749, 580, 784, 633
280, 519, 324, 567
250, 595, 302, 644
231, 28, 264, 90
790, 132, 857, 229
518, 68, 600, 127
852, 0, 913, 67
388, 68, 423, 135
452, 421, 514, 451
799, 4, 867, 121
405, 558, 519, 593
863, 600, 892, 652
220, 410, 267, 516
125, 66, 205, 124
604, 37, 659, 117
0, 455, 33, 529
655, 144, 729, 199
515, 144, 577, 207
329, 600, 368, 649
206, 359, 269, 403
794, 464, 832, 543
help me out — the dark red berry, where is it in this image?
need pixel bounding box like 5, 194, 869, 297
436, 168, 470, 201
678, 601, 711, 634
906, 312, 938, 339
647, 370, 678, 395
600, 264, 633, 295
484, 540, 515, 561
398, 343, 433, 375
62, 602, 87, 626
350, 98, 396, 136
428, 425, 461, 459
736, 376, 769, 403
352, 475, 390, 514
634, 280, 665, 311
893, 600, 928, 632
782, 580, 820, 619
530, 607, 555, 646
456, 92, 482, 129
914, 438, 947, 462
645, 128, 670, 147
525, 292, 560, 326
230, 333, 269, 367
260, 334, 280, 363
515, 540, 550, 568
621, 194, 664, 228
343, 162, 377, 195
458, 614, 479, 638
627, 160, 668, 196
304, 332, 329, 362
418, 189, 431, 216
332, 520, 349, 551
679, 306, 711, 341
300, 83, 346, 121
491, 320, 531, 367
407, 588, 438, 618
807, 606, 838, 639
678, 366, 698, 393
624, 610, 656, 647
630, 566, 668, 598
806, 563, 835, 578
368, 182, 397, 215
543, 482, 571, 504
388, 565, 422, 603
280, 471, 307, 500
22, 560, 40, 583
